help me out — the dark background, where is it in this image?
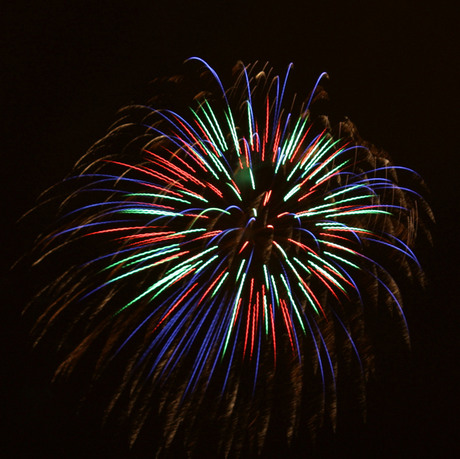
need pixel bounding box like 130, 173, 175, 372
2, 1, 458, 457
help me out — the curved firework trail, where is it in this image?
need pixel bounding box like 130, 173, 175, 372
28, 59, 431, 456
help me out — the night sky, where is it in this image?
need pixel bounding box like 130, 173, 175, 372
2, 1, 459, 457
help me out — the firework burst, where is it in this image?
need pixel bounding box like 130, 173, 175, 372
28, 59, 431, 456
